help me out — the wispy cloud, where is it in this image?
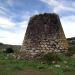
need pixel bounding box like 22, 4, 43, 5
0, 17, 15, 29
0, 7, 38, 45
40, 0, 75, 13
40, 0, 75, 38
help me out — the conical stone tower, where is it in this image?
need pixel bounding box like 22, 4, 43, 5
21, 13, 68, 58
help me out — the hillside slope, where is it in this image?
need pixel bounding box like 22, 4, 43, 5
67, 37, 75, 47
0, 43, 21, 51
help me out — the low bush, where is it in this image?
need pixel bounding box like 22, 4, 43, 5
66, 46, 75, 56
4, 48, 14, 53
41, 53, 61, 64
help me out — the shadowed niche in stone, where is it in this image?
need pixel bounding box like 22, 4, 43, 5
21, 13, 69, 59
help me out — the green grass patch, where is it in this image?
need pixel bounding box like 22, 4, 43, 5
0, 51, 75, 75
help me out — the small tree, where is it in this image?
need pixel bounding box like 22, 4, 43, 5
4, 48, 14, 53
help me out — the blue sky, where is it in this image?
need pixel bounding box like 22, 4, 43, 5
0, 0, 75, 45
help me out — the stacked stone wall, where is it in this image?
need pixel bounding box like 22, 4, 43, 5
21, 13, 69, 58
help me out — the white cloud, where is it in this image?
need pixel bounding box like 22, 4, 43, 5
0, 14, 29, 45
60, 15, 75, 38
0, 9, 33, 45
0, 17, 15, 29
53, 4, 75, 13
0, 29, 25, 45
40, 0, 75, 13
0, 15, 75, 45
40, 0, 75, 38
19, 21, 28, 29
40, 0, 60, 6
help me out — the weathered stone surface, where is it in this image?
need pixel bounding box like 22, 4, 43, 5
21, 13, 69, 58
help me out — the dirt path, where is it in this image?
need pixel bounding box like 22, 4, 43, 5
16, 70, 54, 75
0, 70, 55, 75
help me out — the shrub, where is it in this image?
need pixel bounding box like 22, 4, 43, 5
41, 53, 61, 64
37, 65, 46, 69
4, 48, 14, 53
66, 46, 75, 56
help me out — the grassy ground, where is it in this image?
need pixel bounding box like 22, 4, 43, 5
0, 51, 75, 75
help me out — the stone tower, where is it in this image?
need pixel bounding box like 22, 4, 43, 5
21, 13, 68, 58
